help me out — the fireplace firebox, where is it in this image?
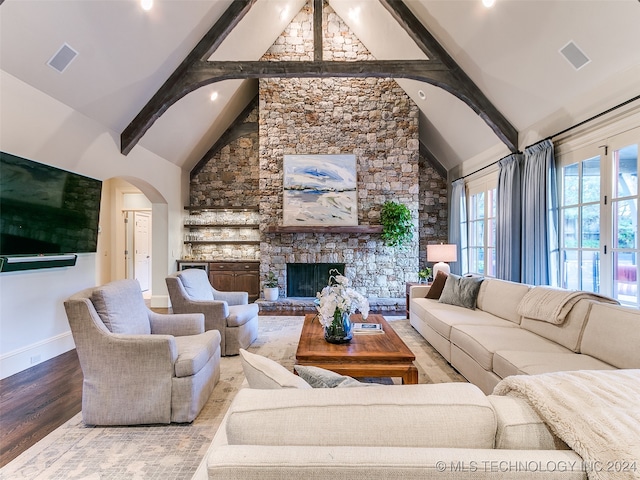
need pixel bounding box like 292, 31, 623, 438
286, 263, 345, 297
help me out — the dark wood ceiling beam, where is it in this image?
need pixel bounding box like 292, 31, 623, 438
190, 95, 259, 178
162, 60, 448, 102
314, 0, 323, 61
379, 0, 518, 153
189, 59, 447, 81
120, 0, 258, 155
133, 59, 502, 129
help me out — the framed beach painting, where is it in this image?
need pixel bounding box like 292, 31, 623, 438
283, 154, 358, 226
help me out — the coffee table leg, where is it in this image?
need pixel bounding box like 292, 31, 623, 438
402, 365, 419, 384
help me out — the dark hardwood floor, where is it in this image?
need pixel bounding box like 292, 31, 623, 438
0, 349, 83, 467
0, 307, 395, 467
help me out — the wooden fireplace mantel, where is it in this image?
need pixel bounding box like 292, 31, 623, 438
264, 225, 383, 234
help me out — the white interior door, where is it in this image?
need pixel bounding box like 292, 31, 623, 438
134, 211, 152, 292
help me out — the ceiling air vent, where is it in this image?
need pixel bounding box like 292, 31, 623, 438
47, 43, 78, 73
559, 41, 590, 71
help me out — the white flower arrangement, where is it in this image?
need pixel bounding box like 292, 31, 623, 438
316, 270, 369, 327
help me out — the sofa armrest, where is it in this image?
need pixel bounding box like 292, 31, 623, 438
148, 311, 205, 336
488, 396, 568, 450
213, 290, 248, 305
410, 284, 431, 300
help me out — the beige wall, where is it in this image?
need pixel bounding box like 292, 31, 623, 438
0, 71, 184, 378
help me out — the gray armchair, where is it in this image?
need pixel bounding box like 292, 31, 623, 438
64, 279, 221, 426
166, 269, 259, 356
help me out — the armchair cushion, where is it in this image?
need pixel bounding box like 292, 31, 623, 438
178, 269, 214, 301
213, 290, 248, 305
149, 311, 205, 336
227, 304, 260, 327
174, 330, 221, 377
91, 279, 150, 334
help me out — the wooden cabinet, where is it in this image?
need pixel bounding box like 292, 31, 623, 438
209, 262, 260, 303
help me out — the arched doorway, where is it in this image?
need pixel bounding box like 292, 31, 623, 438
97, 177, 168, 304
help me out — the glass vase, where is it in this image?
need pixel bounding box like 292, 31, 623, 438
324, 310, 353, 344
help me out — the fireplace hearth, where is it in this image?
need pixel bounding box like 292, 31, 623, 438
287, 263, 345, 297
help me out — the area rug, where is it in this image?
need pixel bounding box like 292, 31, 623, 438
0, 316, 465, 480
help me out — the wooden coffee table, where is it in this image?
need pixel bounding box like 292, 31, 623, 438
295, 313, 418, 384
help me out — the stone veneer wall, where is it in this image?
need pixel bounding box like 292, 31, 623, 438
418, 157, 449, 269
259, 1, 419, 298
190, 107, 259, 207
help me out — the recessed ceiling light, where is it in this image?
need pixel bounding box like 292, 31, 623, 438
141, 0, 153, 11
210, 91, 219, 102
418, 90, 426, 100
348, 7, 361, 21
280, 6, 290, 21
482, 0, 495, 7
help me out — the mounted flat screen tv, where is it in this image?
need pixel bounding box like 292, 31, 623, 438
0, 152, 102, 264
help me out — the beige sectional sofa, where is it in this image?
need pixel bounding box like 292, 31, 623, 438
195, 382, 587, 479
410, 278, 640, 394
192, 279, 640, 479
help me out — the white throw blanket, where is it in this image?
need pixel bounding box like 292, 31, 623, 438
517, 286, 618, 324
494, 370, 640, 480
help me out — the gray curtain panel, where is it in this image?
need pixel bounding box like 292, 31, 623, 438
449, 179, 468, 275
496, 153, 524, 282
521, 139, 560, 286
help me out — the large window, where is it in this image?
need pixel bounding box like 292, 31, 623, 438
558, 126, 639, 306
467, 176, 497, 277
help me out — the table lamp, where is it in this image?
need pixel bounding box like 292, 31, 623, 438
427, 244, 457, 278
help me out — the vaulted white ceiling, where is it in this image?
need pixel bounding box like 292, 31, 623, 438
1, 0, 639, 173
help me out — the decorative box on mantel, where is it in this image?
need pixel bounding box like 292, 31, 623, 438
263, 225, 383, 234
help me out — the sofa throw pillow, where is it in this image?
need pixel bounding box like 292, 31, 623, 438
177, 269, 214, 301
91, 279, 151, 334
438, 274, 484, 310
425, 270, 448, 299
293, 365, 378, 388
239, 349, 311, 389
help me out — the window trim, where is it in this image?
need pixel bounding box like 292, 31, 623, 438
466, 173, 498, 277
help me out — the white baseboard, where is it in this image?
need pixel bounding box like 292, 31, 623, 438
0, 332, 75, 380
150, 294, 170, 309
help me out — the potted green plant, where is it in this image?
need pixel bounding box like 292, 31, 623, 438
418, 267, 432, 284
380, 201, 413, 247
263, 271, 279, 301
